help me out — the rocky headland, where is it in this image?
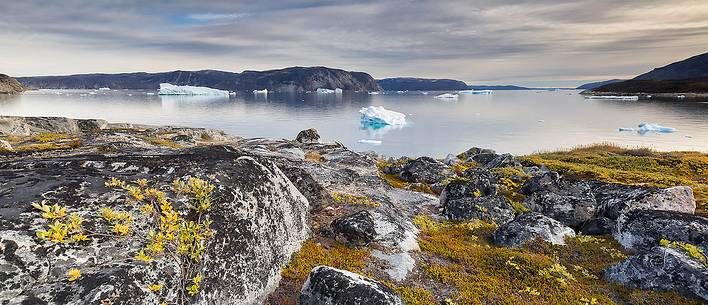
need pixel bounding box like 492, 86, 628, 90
0, 74, 24, 94
1, 116, 707, 305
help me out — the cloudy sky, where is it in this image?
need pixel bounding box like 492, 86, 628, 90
1, 0, 707, 86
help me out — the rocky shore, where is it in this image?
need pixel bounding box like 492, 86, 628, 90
1, 116, 707, 305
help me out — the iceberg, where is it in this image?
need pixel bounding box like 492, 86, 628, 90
316, 88, 343, 94
98, 87, 111, 91
585, 95, 639, 101
368, 91, 381, 95
158, 83, 229, 96
253, 89, 268, 95
359, 106, 407, 127
358, 139, 382, 145
459, 90, 492, 94
619, 122, 676, 134
434, 93, 459, 100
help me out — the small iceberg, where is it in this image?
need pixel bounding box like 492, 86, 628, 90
98, 87, 111, 91
358, 139, 382, 145
459, 89, 492, 94
368, 91, 381, 95
316, 88, 343, 94
146, 92, 156, 96
434, 93, 459, 100
158, 83, 229, 96
619, 122, 676, 134
253, 89, 268, 95
585, 95, 639, 101
359, 106, 407, 127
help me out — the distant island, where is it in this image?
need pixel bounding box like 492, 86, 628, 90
587, 52, 708, 98
0, 74, 24, 94
377, 77, 535, 91
576, 79, 624, 90
17, 67, 382, 93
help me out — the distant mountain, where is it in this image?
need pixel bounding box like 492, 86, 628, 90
468, 85, 530, 90
634, 52, 708, 81
0, 74, 24, 94
576, 79, 624, 90
377, 78, 469, 91
17, 67, 382, 92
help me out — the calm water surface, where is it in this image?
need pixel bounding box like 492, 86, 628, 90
1, 89, 707, 157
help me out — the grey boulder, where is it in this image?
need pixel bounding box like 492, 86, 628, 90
296, 128, 321, 144
398, 157, 452, 184
593, 183, 695, 220
493, 212, 576, 247
442, 195, 515, 225
613, 209, 708, 253
300, 266, 404, 305
331, 210, 377, 245
521, 173, 597, 227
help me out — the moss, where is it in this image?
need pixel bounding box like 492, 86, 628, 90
138, 136, 183, 149
14, 139, 81, 152
395, 286, 437, 305
281, 239, 370, 282
31, 132, 70, 143
660, 239, 708, 267
450, 161, 478, 176
412, 216, 701, 305
522, 143, 708, 214
331, 192, 381, 207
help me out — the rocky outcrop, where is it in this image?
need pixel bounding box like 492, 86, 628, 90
398, 157, 452, 184
0, 116, 109, 135
17, 67, 382, 92
296, 128, 321, 144
0, 146, 310, 305
593, 183, 695, 220
493, 212, 576, 247
300, 266, 404, 305
521, 173, 596, 227
613, 210, 708, 253
0, 74, 23, 94
442, 195, 515, 224
605, 246, 708, 301
331, 211, 377, 245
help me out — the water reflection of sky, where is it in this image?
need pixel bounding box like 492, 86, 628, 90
1, 89, 707, 157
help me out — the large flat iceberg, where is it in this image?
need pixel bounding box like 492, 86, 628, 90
585, 95, 639, 101
359, 106, 406, 126
459, 90, 492, 94
253, 89, 268, 95
158, 83, 229, 96
316, 88, 343, 94
434, 93, 459, 100
619, 122, 676, 133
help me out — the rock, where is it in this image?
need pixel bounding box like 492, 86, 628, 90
457, 147, 495, 161
279, 165, 333, 211
300, 266, 404, 305
443, 153, 460, 166
331, 210, 377, 245
0, 116, 109, 136
170, 134, 194, 143
484, 153, 521, 169
493, 212, 576, 247
470, 152, 499, 166
398, 157, 452, 184
440, 170, 498, 204
521, 173, 596, 227
579, 217, 614, 235
0, 74, 24, 94
593, 183, 696, 220
605, 246, 708, 301
296, 128, 321, 144
0, 139, 14, 152
0, 146, 310, 305
614, 210, 708, 253
442, 195, 515, 224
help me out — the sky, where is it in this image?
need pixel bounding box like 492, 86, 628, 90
1, 0, 707, 87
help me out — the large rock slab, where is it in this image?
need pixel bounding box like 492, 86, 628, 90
605, 246, 708, 301
300, 266, 404, 305
493, 212, 576, 247
613, 210, 708, 253
0, 145, 310, 305
442, 195, 515, 225
521, 173, 597, 227
398, 157, 452, 184
0, 116, 109, 135
593, 183, 695, 219
331, 210, 377, 245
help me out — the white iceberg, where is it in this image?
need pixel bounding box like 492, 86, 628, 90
158, 83, 229, 96
459, 90, 492, 94
316, 88, 342, 94
358, 139, 382, 145
368, 91, 381, 95
619, 122, 676, 133
253, 89, 268, 95
98, 87, 111, 91
585, 95, 639, 101
359, 106, 407, 126
434, 93, 459, 100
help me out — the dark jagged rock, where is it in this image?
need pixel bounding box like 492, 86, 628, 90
470, 152, 499, 165
592, 183, 695, 220
579, 217, 614, 236
614, 210, 708, 253
576, 79, 625, 90
279, 165, 333, 211
442, 195, 515, 224
18, 67, 382, 93
493, 212, 576, 247
457, 147, 495, 161
300, 266, 404, 305
377, 77, 469, 91
296, 128, 321, 144
331, 210, 377, 245
0, 146, 310, 305
443, 169, 499, 201
0, 74, 24, 94
605, 246, 708, 301
398, 157, 452, 184
484, 153, 521, 169
521, 173, 596, 227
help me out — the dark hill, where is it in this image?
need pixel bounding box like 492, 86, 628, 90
576, 79, 624, 90
634, 52, 708, 81
377, 78, 469, 91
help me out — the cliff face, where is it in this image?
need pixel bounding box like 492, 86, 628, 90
0, 74, 24, 94
16, 67, 382, 92
377, 77, 469, 91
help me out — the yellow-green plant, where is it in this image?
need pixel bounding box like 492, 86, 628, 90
660, 239, 708, 267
